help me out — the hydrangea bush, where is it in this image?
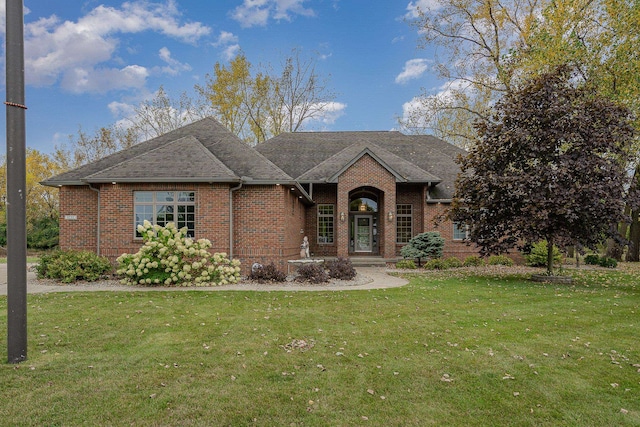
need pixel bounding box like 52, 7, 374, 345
116, 221, 241, 286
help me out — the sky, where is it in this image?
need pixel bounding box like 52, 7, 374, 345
1, 0, 443, 155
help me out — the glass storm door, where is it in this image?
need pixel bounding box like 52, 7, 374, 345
354, 215, 372, 252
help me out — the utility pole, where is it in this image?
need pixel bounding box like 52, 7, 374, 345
5, 0, 28, 363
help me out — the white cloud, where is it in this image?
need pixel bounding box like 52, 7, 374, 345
395, 58, 431, 84
61, 64, 149, 94
214, 31, 241, 61
405, 0, 443, 18
17, 1, 210, 93
231, 0, 315, 28
301, 101, 347, 127
158, 47, 192, 75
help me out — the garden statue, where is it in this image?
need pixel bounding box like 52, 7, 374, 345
300, 236, 310, 259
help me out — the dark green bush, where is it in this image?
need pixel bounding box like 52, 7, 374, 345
598, 256, 617, 268
424, 258, 447, 270
35, 250, 113, 283
248, 262, 287, 283
27, 216, 59, 249
487, 255, 514, 266
463, 255, 485, 267
395, 259, 417, 269
327, 257, 356, 280
443, 257, 463, 268
584, 254, 600, 265
296, 263, 329, 284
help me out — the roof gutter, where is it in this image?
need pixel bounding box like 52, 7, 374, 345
229, 180, 243, 260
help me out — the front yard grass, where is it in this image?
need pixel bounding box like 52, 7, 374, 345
1, 265, 638, 426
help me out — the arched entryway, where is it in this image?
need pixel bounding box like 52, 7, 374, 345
348, 188, 380, 255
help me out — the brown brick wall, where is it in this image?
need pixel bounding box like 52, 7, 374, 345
424, 201, 480, 260
395, 184, 425, 256
306, 184, 338, 257
60, 183, 310, 274
233, 185, 306, 273
59, 186, 98, 252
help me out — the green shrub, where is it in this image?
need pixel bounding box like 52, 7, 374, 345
327, 257, 356, 280
27, 216, 59, 249
424, 258, 447, 270
443, 257, 463, 268
463, 255, 485, 267
296, 263, 329, 284
116, 221, 240, 286
248, 262, 287, 283
396, 259, 417, 269
584, 254, 600, 265
35, 250, 112, 283
524, 240, 562, 267
598, 256, 617, 268
487, 255, 514, 266
400, 232, 445, 266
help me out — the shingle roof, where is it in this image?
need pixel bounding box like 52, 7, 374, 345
83, 136, 238, 182
43, 117, 464, 199
43, 117, 292, 186
256, 131, 464, 198
297, 141, 441, 183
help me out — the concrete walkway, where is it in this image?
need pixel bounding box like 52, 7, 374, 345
0, 264, 408, 295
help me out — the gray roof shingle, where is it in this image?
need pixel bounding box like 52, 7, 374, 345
43, 117, 293, 185
44, 117, 463, 199
256, 131, 463, 198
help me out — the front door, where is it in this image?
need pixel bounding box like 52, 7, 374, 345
354, 215, 372, 252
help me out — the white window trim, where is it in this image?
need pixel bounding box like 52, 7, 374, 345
317, 204, 335, 245
134, 191, 195, 239
396, 204, 413, 244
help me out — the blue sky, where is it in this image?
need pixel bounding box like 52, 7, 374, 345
1, 0, 442, 154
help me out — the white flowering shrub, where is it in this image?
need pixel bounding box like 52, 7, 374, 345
116, 221, 241, 286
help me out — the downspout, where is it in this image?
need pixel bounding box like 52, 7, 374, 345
229, 180, 243, 260
88, 184, 100, 256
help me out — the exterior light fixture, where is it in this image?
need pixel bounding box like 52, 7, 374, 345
340, 212, 345, 222
388, 211, 394, 222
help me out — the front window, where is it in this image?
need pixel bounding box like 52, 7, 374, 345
317, 204, 334, 244
134, 191, 195, 238
453, 222, 469, 240
396, 204, 413, 243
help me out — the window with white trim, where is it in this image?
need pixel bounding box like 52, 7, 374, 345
396, 204, 413, 243
134, 191, 195, 238
453, 222, 469, 240
317, 204, 334, 244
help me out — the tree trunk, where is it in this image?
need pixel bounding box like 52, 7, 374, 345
626, 208, 640, 262
547, 237, 554, 275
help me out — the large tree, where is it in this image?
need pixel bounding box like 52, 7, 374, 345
406, 0, 640, 258
449, 66, 637, 274
196, 49, 336, 145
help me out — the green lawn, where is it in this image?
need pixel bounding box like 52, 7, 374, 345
1, 266, 639, 426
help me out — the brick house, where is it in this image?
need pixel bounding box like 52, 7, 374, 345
43, 117, 478, 272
